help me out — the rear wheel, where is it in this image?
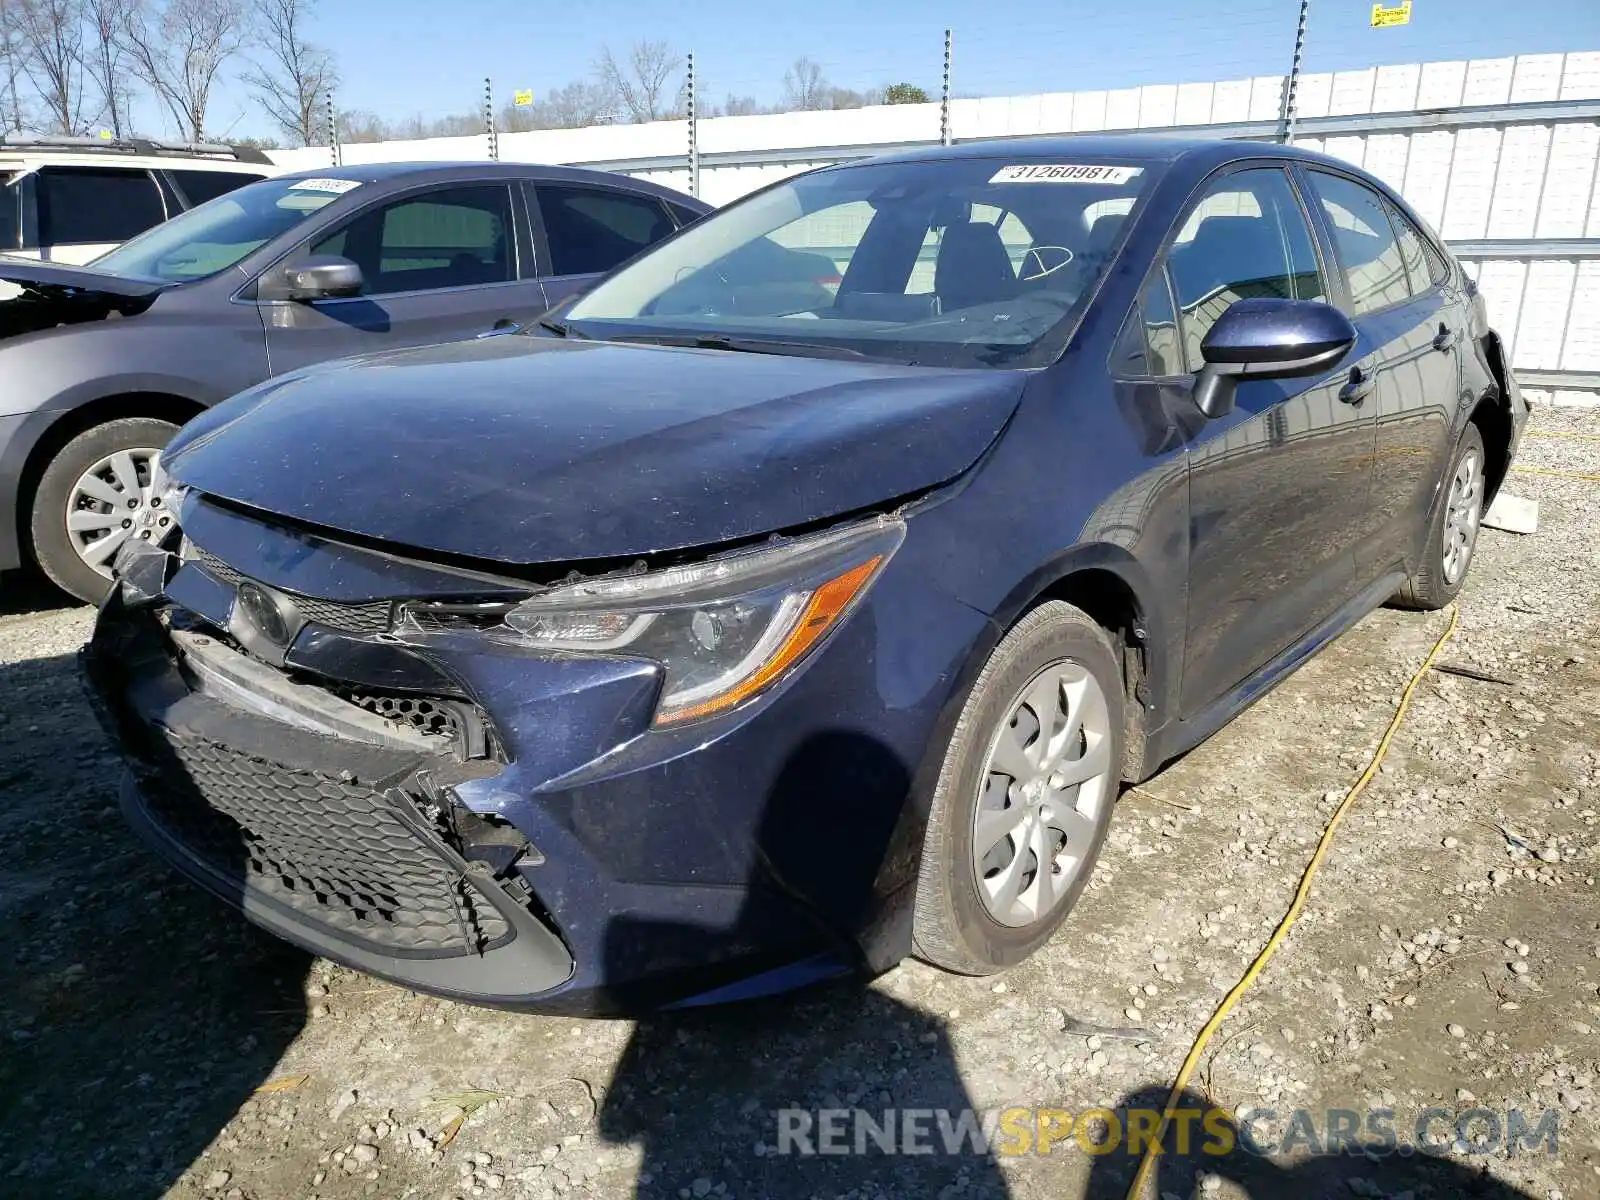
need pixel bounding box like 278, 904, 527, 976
30, 418, 179, 605
1392, 422, 1485, 611
912, 601, 1124, 975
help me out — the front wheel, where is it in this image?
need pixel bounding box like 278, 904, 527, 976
29, 418, 180, 605
912, 601, 1124, 976
1392, 422, 1485, 611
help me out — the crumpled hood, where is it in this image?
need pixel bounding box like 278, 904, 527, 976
0, 256, 169, 341
162, 335, 1025, 567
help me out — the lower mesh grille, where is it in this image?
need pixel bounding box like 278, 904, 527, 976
137, 728, 511, 956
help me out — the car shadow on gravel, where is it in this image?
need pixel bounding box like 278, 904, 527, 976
0, 651, 310, 1199
597, 728, 1012, 1199
1080, 1085, 1539, 1199
0, 568, 77, 617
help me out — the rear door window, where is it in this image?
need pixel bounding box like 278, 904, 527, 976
170, 170, 266, 208
1305, 171, 1411, 315
37, 166, 167, 245
533, 184, 676, 276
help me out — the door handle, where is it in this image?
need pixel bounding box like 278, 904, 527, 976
1432, 323, 1458, 352
1339, 365, 1374, 406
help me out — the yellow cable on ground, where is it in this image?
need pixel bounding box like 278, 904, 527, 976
1125, 607, 1459, 1200
1523, 430, 1600, 442
1511, 465, 1600, 483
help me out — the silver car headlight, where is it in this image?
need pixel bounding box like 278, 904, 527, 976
502, 516, 905, 725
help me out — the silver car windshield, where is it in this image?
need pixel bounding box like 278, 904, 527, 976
92, 176, 361, 282
564, 156, 1158, 368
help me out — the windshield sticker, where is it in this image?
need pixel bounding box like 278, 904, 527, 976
288, 177, 362, 194
989, 164, 1143, 186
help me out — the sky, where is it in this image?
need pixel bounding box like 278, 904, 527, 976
180, 0, 1600, 142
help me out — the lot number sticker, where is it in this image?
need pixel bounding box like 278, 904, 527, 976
989, 164, 1143, 185
288, 178, 362, 194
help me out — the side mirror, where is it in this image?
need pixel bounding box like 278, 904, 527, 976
280, 255, 364, 301
1191, 298, 1357, 419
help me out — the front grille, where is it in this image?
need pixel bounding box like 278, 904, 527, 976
292, 594, 393, 635
188, 544, 393, 636
137, 728, 511, 956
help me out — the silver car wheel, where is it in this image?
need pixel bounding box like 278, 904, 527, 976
971, 658, 1114, 929
1441, 447, 1483, 586
65, 448, 171, 578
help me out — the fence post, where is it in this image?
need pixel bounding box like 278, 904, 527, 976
940, 28, 954, 146
686, 52, 699, 197
484, 76, 498, 161
1280, 0, 1310, 144
325, 91, 339, 167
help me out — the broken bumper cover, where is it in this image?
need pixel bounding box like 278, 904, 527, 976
83, 596, 578, 1004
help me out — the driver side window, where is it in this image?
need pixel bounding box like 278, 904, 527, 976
308, 184, 515, 296
1164, 168, 1326, 371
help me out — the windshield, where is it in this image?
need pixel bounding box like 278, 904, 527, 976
92, 175, 362, 282
564, 156, 1158, 368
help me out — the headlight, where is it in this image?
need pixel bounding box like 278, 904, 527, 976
502, 516, 905, 725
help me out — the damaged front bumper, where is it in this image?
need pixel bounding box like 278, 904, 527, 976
84, 583, 579, 1002
78, 499, 963, 1012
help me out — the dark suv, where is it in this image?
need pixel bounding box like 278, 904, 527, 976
0, 161, 709, 601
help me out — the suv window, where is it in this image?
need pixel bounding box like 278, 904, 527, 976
534, 184, 675, 276
37, 166, 166, 245
311, 185, 515, 295
170, 169, 265, 208
0, 173, 19, 251
1305, 171, 1411, 315
1166, 167, 1326, 371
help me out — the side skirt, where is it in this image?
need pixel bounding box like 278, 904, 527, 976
1139, 569, 1408, 778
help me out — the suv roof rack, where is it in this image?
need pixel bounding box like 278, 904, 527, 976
0, 134, 273, 166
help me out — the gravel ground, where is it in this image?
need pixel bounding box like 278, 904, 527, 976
2, 407, 1598, 1200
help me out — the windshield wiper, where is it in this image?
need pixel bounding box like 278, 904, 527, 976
536, 316, 590, 339
609, 332, 872, 361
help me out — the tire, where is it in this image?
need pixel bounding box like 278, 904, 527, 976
912, 600, 1125, 975
29, 417, 180, 605
1392, 422, 1486, 612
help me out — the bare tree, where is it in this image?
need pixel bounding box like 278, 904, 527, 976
782, 56, 827, 111
0, 0, 31, 132
240, 0, 334, 146
122, 0, 244, 141
84, 0, 133, 136
595, 39, 676, 123
720, 93, 761, 117
8, 0, 90, 133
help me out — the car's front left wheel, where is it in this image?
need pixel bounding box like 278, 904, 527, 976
912, 600, 1124, 975
30, 417, 180, 605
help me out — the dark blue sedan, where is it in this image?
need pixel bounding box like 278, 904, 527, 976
85, 135, 1527, 1013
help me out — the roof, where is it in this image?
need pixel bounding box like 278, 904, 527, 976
0, 135, 273, 166
273, 160, 711, 207
853, 134, 1326, 170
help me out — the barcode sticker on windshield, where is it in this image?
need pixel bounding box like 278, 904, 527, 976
288, 178, 362, 194
989, 164, 1142, 185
